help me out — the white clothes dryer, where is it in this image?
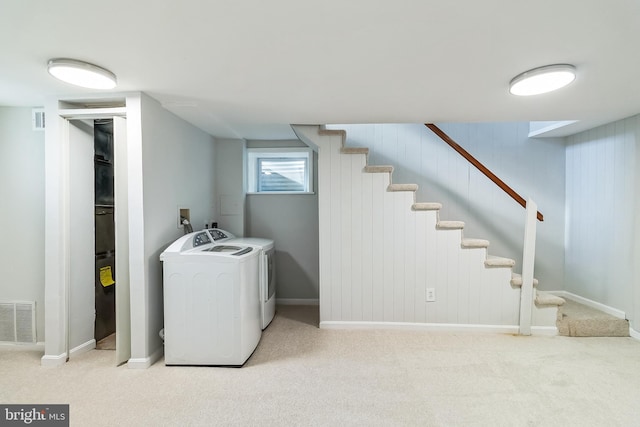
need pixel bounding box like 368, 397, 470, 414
207, 229, 276, 329
160, 230, 261, 366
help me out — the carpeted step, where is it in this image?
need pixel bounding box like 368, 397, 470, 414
388, 183, 418, 192
364, 165, 393, 173
319, 128, 346, 138
340, 147, 369, 155
412, 202, 442, 211
437, 221, 464, 230
557, 299, 629, 337
484, 255, 515, 268
535, 291, 564, 307
461, 238, 489, 249
510, 273, 539, 287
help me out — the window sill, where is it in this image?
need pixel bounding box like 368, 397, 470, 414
247, 191, 316, 195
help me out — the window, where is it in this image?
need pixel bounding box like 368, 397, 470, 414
247, 148, 313, 193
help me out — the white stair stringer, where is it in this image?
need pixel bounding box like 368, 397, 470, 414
293, 125, 561, 333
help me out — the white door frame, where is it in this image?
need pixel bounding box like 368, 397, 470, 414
41, 100, 130, 366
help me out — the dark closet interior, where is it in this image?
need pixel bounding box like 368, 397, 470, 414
94, 119, 116, 344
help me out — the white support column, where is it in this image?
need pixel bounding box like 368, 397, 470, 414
519, 198, 537, 335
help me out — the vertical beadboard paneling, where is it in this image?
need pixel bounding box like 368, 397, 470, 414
329, 138, 343, 320
479, 268, 503, 325
316, 121, 587, 327
467, 248, 484, 324
361, 171, 374, 321
392, 191, 407, 321
382, 186, 395, 321
457, 249, 472, 324
424, 212, 438, 323
434, 229, 449, 322
340, 151, 353, 320
565, 115, 639, 314
350, 154, 363, 320
317, 142, 332, 322
445, 230, 460, 324
404, 201, 417, 322
371, 172, 386, 319
414, 211, 428, 323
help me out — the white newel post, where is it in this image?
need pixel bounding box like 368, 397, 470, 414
519, 198, 537, 335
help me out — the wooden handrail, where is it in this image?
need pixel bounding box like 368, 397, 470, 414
425, 123, 544, 222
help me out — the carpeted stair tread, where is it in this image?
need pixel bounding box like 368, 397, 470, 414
535, 291, 565, 307
484, 256, 515, 268
388, 183, 418, 192
557, 299, 629, 337
319, 128, 346, 137
412, 202, 442, 211
341, 147, 369, 155
461, 238, 490, 248
510, 273, 539, 287
437, 220, 465, 230
364, 165, 393, 173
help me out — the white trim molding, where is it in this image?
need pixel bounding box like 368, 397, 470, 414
69, 339, 96, 357
630, 327, 640, 341
127, 346, 164, 369
320, 321, 557, 336
41, 353, 67, 367
549, 291, 626, 319
0, 341, 45, 350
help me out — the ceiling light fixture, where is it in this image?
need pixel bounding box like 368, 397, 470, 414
47, 58, 117, 89
509, 64, 576, 96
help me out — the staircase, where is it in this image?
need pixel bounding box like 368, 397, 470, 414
293, 125, 564, 333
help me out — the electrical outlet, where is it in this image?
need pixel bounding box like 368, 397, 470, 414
426, 288, 436, 302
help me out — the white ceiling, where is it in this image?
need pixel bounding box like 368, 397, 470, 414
1, 1, 639, 140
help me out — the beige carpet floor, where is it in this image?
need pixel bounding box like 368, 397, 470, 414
95, 333, 116, 351
2, 305, 640, 426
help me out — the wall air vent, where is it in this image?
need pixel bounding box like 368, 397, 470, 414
0, 301, 36, 344
32, 108, 45, 131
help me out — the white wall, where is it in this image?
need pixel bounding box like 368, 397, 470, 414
134, 93, 217, 361
565, 115, 639, 325
214, 139, 245, 236
0, 107, 45, 342
245, 140, 319, 300
327, 123, 566, 291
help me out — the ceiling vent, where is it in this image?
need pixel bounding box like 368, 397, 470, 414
32, 108, 45, 131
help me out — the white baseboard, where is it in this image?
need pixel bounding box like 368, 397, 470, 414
320, 321, 555, 336
0, 341, 45, 350
127, 346, 164, 369
549, 291, 626, 319
41, 353, 67, 367
277, 298, 319, 306
69, 339, 96, 357
630, 327, 640, 340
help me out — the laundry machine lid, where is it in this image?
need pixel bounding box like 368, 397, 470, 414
203, 245, 253, 256
228, 237, 274, 250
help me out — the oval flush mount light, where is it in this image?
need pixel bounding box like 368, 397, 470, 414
509, 64, 576, 96
47, 58, 117, 89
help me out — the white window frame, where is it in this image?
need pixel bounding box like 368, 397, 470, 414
247, 147, 314, 194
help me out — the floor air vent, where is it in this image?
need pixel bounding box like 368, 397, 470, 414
0, 301, 36, 343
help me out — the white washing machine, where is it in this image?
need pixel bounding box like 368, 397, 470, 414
207, 229, 276, 329
160, 230, 261, 366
